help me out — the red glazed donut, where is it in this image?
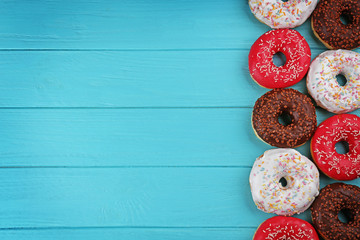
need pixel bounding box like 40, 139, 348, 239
311, 114, 360, 181
253, 216, 319, 240
249, 29, 311, 89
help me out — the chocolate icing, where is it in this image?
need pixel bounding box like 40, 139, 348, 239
312, 0, 360, 50
252, 88, 317, 148
311, 183, 360, 240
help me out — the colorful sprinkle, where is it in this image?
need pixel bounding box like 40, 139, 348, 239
249, 149, 320, 216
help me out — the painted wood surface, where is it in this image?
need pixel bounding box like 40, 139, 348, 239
1, 1, 359, 239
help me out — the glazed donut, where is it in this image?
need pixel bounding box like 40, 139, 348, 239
311, 183, 360, 240
312, 0, 360, 50
249, 29, 311, 89
253, 216, 319, 240
252, 88, 317, 148
249, 0, 318, 29
249, 149, 320, 216
311, 114, 360, 181
307, 50, 360, 114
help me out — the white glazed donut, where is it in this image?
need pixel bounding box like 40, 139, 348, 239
249, 0, 318, 29
307, 50, 360, 114
249, 149, 319, 216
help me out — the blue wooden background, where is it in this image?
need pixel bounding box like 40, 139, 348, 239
0, 1, 359, 239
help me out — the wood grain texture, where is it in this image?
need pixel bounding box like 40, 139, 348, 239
0, 108, 355, 167
0, 168, 358, 229
0, 0, 337, 50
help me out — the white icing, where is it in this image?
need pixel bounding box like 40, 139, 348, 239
249, 149, 319, 216
249, 0, 318, 29
307, 50, 360, 114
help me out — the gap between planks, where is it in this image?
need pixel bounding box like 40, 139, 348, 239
0, 48, 328, 52
0, 106, 250, 110
0, 226, 256, 231
0, 166, 252, 169
0, 106, 334, 110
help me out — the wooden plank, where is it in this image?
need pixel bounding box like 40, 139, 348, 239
0, 228, 256, 240
0, 49, 346, 108
0, 168, 357, 228
0, 0, 330, 49
0, 108, 357, 167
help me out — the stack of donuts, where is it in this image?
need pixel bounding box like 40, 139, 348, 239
248, 0, 360, 239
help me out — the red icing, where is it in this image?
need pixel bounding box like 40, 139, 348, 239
248, 29, 311, 89
311, 114, 360, 181
253, 216, 319, 240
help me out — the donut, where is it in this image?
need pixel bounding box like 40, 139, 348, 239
252, 88, 317, 148
311, 183, 360, 240
249, 0, 318, 29
312, 0, 360, 50
311, 114, 360, 181
253, 216, 319, 240
249, 149, 320, 216
249, 29, 311, 89
307, 50, 360, 114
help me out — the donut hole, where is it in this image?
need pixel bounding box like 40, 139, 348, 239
338, 208, 353, 223
272, 52, 287, 67
279, 177, 288, 188
278, 176, 293, 189
340, 12, 352, 26
281, 0, 289, 2
278, 112, 292, 126
335, 141, 350, 154
336, 74, 348, 86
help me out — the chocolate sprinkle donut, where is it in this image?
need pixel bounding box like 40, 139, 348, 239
312, 0, 360, 50
252, 88, 317, 148
311, 183, 360, 240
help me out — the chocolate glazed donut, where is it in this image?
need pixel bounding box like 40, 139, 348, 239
311, 183, 360, 240
312, 0, 360, 49
252, 88, 317, 148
